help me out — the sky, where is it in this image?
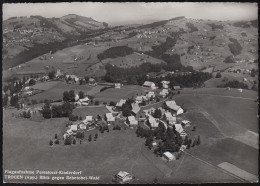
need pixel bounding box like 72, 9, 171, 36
3, 2, 258, 25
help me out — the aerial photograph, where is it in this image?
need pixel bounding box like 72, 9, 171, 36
2, 2, 258, 184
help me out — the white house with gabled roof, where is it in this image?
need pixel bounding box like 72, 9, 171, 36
143, 81, 156, 89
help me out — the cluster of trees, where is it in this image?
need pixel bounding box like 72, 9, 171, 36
148, 72, 212, 88
103, 63, 161, 84
148, 37, 177, 57
48, 70, 56, 80
99, 125, 109, 133
63, 90, 76, 102
41, 101, 75, 119
218, 80, 248, 89
216, 72, 222, 78
97, 46, 134, 61
137, 124, 201, 156
121, 99, 135, 117
228, 38, 242, 56
251, 68, 258, 77
22, 110, 31, 118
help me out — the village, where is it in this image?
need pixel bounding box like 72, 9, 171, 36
3, 67, 202, 183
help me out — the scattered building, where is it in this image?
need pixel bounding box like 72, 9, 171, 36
89, 78, 97, 86
106, 113, 115, 123
127, 116, 138, 126
146, 91, 155, 99
131, 103, 140, 114
164, 112, 176, 125
70, 124, 78, 132
135, 95, 147, 104
116, 171, 133, 183
160, 89, 169, 98
76, 97, 89, 106
116, 99, 126, 107
143, 81, 156, 89
161, 81, 170, 89
163, 152, 176, 161
115, 83, 122, 89
148, 116, 159, 129
165, 101, 184, 115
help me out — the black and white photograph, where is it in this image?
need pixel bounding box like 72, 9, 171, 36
2, 2, 258, 184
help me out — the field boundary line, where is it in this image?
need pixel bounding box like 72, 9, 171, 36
183, 151, 247, 183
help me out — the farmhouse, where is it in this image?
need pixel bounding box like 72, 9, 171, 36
105, 113, 115, 123
163, 152, 176, 161
161, 81, 170, 89
127, 116, 138, 126
79, 123, 87, 130
116, 99, 126, 107
131, 103, 140, 114
89, 78, 97, 86
116, 171, 133, 183
70, 124, 78, 132
148, 116, 159, 129
84, 116, 93, 123
143, 81, 156, 89
174, 124, 184, 134
144, 107, 156, 116
76, 97, 90, 106
164, 112, 176, 125
160, 89, 169, 98
165, 101, 184, 115
75, 94, 80, 102
115, 83, 122, 89
146, 91, 155, 99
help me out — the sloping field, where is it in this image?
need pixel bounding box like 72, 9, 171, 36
218, 162, 258, 183
30, 81, 60, 90
73, 106, 109, 118
29, 82, 93, 101
95, 85, 147, 102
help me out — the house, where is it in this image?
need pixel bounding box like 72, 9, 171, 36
83, 116, 93, 124
173, 86, 181, 90
79, 97, 90, 106
163, 152, 176, 161
66, 129, 73, 136
180, 145, 187, 151
152, 142, 157, 147
74, 94, 80, 102
146, 91, 155, 99
161, 81, 170, 89
174, 124, 184, 134
116, 171, 133, 183
23, 86, 31, 91
127, 116, 138, 126
238, 88, 243, 93
116, 99, 126, 107
56, 69, 62, 77
105, 113, 115, 123
148, 116, 159, 129
164, 112, 176, 125
79, 123, 87, 130
165, 101, 184, 115
23, 90, 33, 96
115, 83, 122, 89
143, 81, 156, 89
160, 89, 169, 98
131, 103, 140, 114
89, 78, 97, 86
74, 77, 80, 83
70, 124, 78, 132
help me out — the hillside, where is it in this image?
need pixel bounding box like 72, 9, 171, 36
3, 15, 258, 89
2, 14, 108, 69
